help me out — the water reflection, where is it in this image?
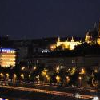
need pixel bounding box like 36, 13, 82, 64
0, 98, 25, 100
0, 98, 8, 100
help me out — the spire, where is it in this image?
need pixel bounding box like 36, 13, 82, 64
98, 19, 100, 37
57, 36, 60, 42
86, 32, 90, 36
71, 36, 74, 42
66, 37, 69, 41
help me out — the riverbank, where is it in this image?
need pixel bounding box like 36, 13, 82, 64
0, 86, 77, 100
0, 84, 99, 100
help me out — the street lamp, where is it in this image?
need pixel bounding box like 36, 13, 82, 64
36, 75, 40, 83
56, 66, 60, 73
21, 67, 25, 70
66, 76, 70, 84
34, 66, 37, 70
78, 76, 82, 87
0, 73, 3, 77
13, 74, 17, 83
29, 74, 30, 78
56, 75, 60, 83
42, 68, 47, 76
46, 75, 50, 83
21, 74, 24, 79
79, 68, 85, 75
6, 73, 9, 80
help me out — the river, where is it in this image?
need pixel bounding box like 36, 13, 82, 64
0, 97, 75, 100
0, 98, 26, 100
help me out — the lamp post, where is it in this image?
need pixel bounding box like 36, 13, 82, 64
56, 75, 60, 85
21, 74, 24, 80
13, 74, 17, 83
6, 73, 9, 80
66, 76, 70, 84
78, 76, 82, 87
0, 73, 3, 80
42, 68, 48, 84
46, 75, 50, 83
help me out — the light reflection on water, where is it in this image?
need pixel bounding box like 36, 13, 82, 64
0, 98, 8, 100
0, 98, 26, 100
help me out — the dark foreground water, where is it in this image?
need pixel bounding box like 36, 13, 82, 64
0, 88, 77, 100
0, 97, 76, 100
0, 98, 25, 100
0, 96, 78, 100
0, 87, 95, 100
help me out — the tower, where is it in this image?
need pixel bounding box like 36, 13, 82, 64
85, 31, 91, 44
91, 22, 98, 44
71, 36, 74, 42
98, 19, 100, 37
57, 36, 60, 42
97, 19, 100, 45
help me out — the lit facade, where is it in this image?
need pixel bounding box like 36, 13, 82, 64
97, 20, 100, 45
85, 32, 92, 44
85, 21, 100, 45
0, 48, 16, 67
50, 20, 100, 51
50, 37, 82, 51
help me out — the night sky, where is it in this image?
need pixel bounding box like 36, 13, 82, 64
0, 0, 100, 39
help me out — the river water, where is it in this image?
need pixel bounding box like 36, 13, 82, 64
0, 98, 26, 100
0, 97, 76, 100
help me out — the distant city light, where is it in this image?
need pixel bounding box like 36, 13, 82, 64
0, 48, 16, 67
42, 49, 50, 53
92, 96, 99, 100
0, 48, 15, 51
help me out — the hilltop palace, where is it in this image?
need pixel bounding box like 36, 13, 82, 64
50, 21, 100, 51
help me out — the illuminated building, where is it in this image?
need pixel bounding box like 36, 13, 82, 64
97, 20, 100, 45
85, 31, 92, 44
50, 36, 82, 51
85, 22, 100, 45
50, 20, 100, 51
0, 48, 16, 67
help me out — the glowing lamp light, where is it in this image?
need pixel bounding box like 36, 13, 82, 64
14, 74, 17, 80
29, 74, 30, 78
0, 73, 3, 76
81, 68, 85, 74
56, 75, 60, 82
56, 66, 60, 73
50, 46, 55, 49
46, 75, 50, 80
42, 69, 47, 76
21, 67, 25, 70
78, 76, 82, 80
79, 68, 85, 74
66, 76, 70, 83
34, 66, 37, 70
94, 69, 98, 73
6, 73, 9, 78
21, 74, 24, 79
42, 71, 46, 76
66, 76, 69, 79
